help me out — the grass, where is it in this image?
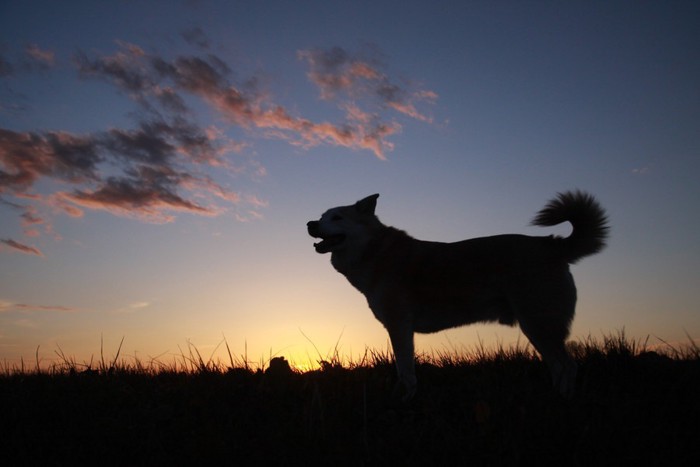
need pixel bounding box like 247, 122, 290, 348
1, 331, 698, 465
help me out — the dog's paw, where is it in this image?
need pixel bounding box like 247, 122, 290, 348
551, 359, 577, 400
390, 379, 417, 405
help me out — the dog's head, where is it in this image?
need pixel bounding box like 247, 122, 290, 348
307, 194, 380, 254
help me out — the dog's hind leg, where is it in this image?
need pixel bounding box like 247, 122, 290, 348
386, 321, 417, 403
513, 274, 578, 398
521, 322, 577, 399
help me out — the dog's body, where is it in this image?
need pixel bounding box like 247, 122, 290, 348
307, 192, 608, 400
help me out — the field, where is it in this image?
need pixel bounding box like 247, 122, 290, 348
1, 332, 698, 466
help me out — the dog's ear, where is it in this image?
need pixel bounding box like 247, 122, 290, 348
355, 194, 379, 215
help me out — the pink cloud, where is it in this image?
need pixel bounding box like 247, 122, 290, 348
0, 113, 250, 228
2, 40, 435, 254
25, 44, 55, 67
1, 239, 44, 257
45, 194, 84, 218
298, 46, 438, 124
245, 194, 269, 208
60, 167, 215, 224
253, 105, 399, 159
77, 42, 408, 159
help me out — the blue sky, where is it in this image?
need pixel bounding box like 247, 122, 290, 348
1, 1, 698, 369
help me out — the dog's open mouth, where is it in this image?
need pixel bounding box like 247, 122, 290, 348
313, 234, 345, 253
307, 220, 346, 253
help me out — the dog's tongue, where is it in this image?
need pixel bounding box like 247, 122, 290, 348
313, 234, 344, 254
314, 239, 331, 254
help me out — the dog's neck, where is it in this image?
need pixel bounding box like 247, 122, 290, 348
330, 225, 411, 293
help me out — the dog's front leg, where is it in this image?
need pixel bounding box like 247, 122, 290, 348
386, 321, 417, 403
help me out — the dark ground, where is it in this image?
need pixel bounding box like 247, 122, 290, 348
2, 342, 699, 466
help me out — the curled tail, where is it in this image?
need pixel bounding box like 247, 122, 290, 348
532, 191, 610, 264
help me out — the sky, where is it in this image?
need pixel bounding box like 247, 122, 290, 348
1, 1, 698, 371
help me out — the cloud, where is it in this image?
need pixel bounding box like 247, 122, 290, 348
75, 41, 420, 159
181, 27, 211, 49
113, 301, 150, 314
25, 44, 55, 68
0, 54, 13, 77
1, 238, 44, 257
0, 44, 55, 76
150, 50, 402, 156
0, 129, 102, 190
0, 43, 252, 239
298, 46, 438, 123
1, 121, 244, 226
15, 303, 76, 312
250, 104, 400, 159
74, 43, 150, 94
0, 300, 76, 312
1, 39, 436, 255
66, 178, 203, 218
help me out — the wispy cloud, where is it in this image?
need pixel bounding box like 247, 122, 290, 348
75, 41, 433, 159
1, 37, 436, 255
2, 41, 252, 254
298, 46, 438, 123
24, 44, 55, 68
14, 303, 76, 312
0, 300, 75, 312
632, 166, 651, 175
0, 54, 12, 77
181, 27, 211, 50
0, 117, 242, 224
113, 301, 150, 314
1, 238, 44, 257
0, 44, 56, 76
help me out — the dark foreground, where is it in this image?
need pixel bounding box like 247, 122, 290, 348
2, 340, 699, 466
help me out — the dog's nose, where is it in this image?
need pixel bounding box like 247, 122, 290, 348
307, 220, 319, 236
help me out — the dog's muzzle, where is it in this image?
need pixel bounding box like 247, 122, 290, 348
307, 220, 345, 254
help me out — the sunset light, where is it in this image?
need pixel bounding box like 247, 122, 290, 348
1, 1, 698, 375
